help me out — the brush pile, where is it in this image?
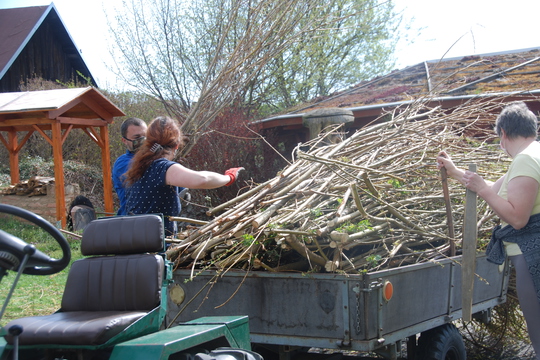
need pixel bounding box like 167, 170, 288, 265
166, 97, 513, 274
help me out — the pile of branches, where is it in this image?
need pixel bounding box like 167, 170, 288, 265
1, 176, 54, 196
166, 97, 513, 275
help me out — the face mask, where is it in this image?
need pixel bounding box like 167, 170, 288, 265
124, 136, 146, 153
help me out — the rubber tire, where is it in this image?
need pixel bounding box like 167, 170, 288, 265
416, 323, 467, 360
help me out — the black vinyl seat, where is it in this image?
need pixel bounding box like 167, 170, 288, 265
4, 214, 166, 347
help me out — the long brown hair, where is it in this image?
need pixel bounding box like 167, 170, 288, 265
124, 116, 184, 186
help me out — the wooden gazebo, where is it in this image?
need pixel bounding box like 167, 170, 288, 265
0, 87, 125, 227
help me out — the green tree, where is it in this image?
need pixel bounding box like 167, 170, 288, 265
259, 0, 400, 112
109, 0, 403, 156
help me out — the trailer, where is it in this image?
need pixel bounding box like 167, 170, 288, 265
168, 252, 510, 360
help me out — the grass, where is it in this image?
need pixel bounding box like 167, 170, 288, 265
0, 215, 83, 325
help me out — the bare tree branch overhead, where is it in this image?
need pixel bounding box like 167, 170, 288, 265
108, 0, 403, 155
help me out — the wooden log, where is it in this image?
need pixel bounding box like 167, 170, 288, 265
27, 176, 55, 188
206, 177, 277, 216
336, 186, 351, 217
361, 172, 380, 198
278, 173, 337, 225
351, 183, 368, 217
348, 223, 389, 241
252, 196, 292, 230
285, 235, 326, 267
28, 185, 47, 196
329, 231, 349, 246
317, 210, 362, 237
169, 216, 209, 226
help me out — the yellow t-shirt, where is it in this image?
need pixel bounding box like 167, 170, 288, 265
498, 141, 540, 255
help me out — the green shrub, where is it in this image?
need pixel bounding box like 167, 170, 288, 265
18, 156, 54, 179
0, 173, 10, 187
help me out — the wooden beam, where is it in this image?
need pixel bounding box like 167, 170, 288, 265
0, 125, 42, 132
57, 116, 108, 127
14, 130, 35, 153
462, 163, 478, 322
61, 124, 74, 144
51, 122, 66, 228
32, 124, 53, 146
47, 98, 82, 119
81, 127, 104, 147
80, 94, 114, 122
0, 117, 55, 127
87, 126, 104, 148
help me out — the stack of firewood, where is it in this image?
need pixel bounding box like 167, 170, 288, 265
166, 97, 513, 275
1, 176, 54, 197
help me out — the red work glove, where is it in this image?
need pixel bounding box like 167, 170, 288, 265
224, 167, 244, 186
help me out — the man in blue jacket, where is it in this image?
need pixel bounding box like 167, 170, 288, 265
112, 117, 147, 215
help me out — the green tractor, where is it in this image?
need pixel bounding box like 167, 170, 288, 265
0, 205, 260, 360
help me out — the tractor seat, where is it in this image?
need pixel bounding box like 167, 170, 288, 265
4, 214, 165, 346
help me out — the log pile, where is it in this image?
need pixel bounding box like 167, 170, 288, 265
166, 97, 513, 275
1, 176, 54, 196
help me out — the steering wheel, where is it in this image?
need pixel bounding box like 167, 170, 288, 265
0, 204, 71, 276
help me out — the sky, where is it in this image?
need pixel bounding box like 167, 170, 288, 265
1, 0, 539, 90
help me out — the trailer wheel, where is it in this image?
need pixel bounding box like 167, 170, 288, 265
417, 323, 466, 360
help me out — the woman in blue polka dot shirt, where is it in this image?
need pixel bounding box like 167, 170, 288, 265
124, 116, 243, 236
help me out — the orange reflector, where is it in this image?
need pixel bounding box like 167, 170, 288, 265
383, 281, 393, 302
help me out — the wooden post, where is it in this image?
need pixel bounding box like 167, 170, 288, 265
462, 163, 478, 321
100, 126, 114, 216
7, 130, 20, 184
51, 122, 66, 228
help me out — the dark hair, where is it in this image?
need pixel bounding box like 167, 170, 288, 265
495, 101, 538, 139
124, 116, 185, 185
120, 117, 146, 137
66, 195, 94, 231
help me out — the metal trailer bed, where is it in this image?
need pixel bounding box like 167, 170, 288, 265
167, 253, 509, 359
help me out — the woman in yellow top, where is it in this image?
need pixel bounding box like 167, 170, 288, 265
437, 101, 540, 359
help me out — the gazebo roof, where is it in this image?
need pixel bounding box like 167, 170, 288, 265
0, 87, 123, 123
0, 87, 125, 226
